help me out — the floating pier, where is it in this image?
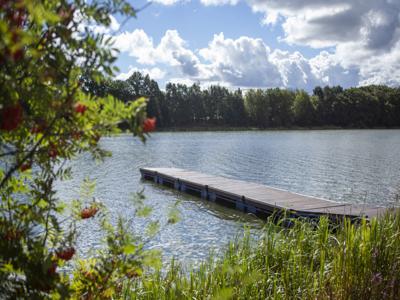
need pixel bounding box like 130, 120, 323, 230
140, 167, 386, 220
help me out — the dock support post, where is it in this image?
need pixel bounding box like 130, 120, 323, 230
174, 179, 180, 190
154, 172, 159, 184
247, 205, 257, 214
236, 196, 246, 212
180, 182, 186, 192
208, 191, 216, 202
201, 185, 208, 199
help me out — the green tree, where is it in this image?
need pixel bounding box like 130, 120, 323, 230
0, 0, 157, 298
313, 85, 344, 125
293, 90, 315, 126
336, 88, 380, 127
225, 89, 247, 126
188, 83, 206, 124
106, 79, 134, 103
265, 88, 295, 127
244, 89, 269, 127
124, 72, 164, 125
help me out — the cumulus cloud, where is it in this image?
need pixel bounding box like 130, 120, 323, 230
357, 40, 400, 86
198, 33, 360, 89
112, 29, 361, 90
308, 51, 359, 87
76, 12, 121, 36
150, 0, 400, 58
151, 0, 185, 5
200, 0, 239, 6
116, 67, 166, 81
112, 29, 201, 76
198, 33, 283, 87
112, 29, 157, 65
91, 15, 120, 34
247, 0, 400, 86
146, 0, 400, 87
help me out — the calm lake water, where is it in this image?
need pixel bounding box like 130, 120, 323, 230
56, 129, 400, 265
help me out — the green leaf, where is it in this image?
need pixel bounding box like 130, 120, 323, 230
123, 244, 136, 255
37, 199, 48, 209
136, 206, 152, 218
145, 221, 160, 237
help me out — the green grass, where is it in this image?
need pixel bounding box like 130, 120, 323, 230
122, 211, 400, 299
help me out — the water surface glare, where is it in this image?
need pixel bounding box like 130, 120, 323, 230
56, 129, 400, 264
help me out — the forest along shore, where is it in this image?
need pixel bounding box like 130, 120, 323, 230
83, 72, 400, 130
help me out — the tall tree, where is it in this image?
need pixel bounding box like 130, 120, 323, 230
293, 90, 316, 126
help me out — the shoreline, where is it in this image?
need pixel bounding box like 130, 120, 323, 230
153, 126, 400, 133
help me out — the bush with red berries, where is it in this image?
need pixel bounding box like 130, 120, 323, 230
0, 0, 159, 298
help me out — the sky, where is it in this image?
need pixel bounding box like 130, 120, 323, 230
101, 0, 400, 91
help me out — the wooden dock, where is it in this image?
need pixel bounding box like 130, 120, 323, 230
140, 167, 386, 220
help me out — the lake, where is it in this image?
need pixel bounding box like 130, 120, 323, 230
56, 129, 400, 265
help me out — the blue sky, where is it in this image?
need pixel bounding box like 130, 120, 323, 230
105, 0, 400, 91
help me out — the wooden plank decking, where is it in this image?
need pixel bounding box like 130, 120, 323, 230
140, 167, 387, 220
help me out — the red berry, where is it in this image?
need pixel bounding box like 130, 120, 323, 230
143, 117, 156, 133
74, 103, 87, 114
20, 162, 32, 172
56, 247, 75, 261
0, 104, 23, 131
80, 207, 98, 219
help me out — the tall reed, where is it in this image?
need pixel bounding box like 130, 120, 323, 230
124, 211, 400, 299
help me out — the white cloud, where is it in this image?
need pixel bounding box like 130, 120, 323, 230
198, 33, 283, 88
309, 51, 359, 87
144, 0, 400, 87
247, 0, 400, 87
151, 0, 184, 5
116, 67, 166, 81
91, 15, 120, 34
200, 0, 239, 6
113, 29, 362, 90
112, 29, 201, 76
357, 40, 400, 86
76, 12, 121, 36
112, 29, 158, 65
270, 50, 318, 89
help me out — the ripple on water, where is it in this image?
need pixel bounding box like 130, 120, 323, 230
55, 130, 400, 265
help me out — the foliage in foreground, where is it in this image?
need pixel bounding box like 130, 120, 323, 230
124, 213, 400, 300
0, 0, 161, 298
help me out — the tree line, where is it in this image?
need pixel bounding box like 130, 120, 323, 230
82, 72, 400, 129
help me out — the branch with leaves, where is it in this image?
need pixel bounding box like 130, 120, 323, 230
0, 0, 160, 298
